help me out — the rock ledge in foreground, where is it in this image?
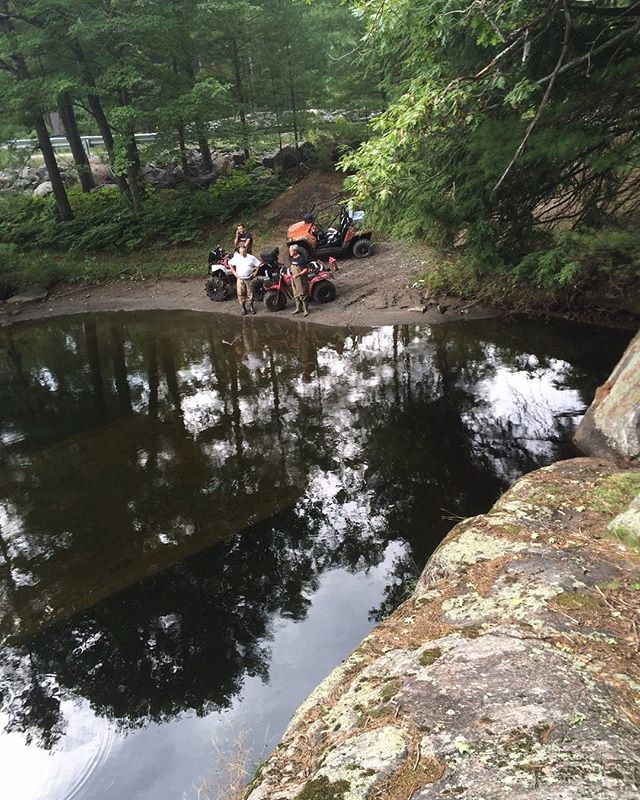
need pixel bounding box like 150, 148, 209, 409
245, 458, 640, 800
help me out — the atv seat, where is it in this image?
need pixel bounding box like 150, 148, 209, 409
260, 247, 279, 266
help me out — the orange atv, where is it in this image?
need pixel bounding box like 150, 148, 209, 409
286, 198, 374, 259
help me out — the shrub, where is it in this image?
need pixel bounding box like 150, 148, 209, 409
422, 224, 640, 309
0, 167, 285, 254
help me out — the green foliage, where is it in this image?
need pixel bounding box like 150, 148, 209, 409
514, 228, 640, 290
0, 243, 20, 275
343, 0, 640, 294
306, 118, 369, 169
0, 168, 285, 254
423, 225, 640, 308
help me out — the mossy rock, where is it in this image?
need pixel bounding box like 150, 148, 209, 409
419, 647, 442, 666
296, 776, 350, 800
555, 592, 604, 611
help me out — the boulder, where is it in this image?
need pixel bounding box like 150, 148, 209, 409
35, 166, 49, 181
0, 170, 14, 188
185, 149, 204, 174
211, 155, 231, 177
5, 286, 48, 305
453, 228, 469, 248
89, 157, 113, 186
145, 167, 174, 189
33, 181, 54, 197
11, 178, 33, 191
262, 143, 315, 171
574, 329, 640, 464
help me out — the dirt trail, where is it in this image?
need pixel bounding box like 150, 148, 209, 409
0, 239, 498, 329
0, 171, 498, 328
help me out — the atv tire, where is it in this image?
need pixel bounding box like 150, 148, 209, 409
264, 290, 287, 312
351, 238, 373, 258
312, 280, 336, 304
205, 275, 230, 302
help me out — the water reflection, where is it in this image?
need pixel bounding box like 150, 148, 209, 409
0, 312, 630, 799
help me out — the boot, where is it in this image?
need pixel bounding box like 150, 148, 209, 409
241, 301, 247, 316
302, 300, 309, 317
249, 301, 256, 315
292, 298, 302, 315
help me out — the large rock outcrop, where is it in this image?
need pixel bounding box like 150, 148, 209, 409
574, 329, 640, 464
244, 459, 640, 800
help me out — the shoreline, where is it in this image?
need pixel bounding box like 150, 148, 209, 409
1, 274, 637, 331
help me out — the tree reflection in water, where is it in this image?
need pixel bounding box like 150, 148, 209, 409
0, 313, 630, 754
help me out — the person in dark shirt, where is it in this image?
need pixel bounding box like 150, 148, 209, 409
234, 223, 253, 253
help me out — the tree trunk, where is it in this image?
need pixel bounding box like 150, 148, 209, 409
285, 40, 301, 175
270, 71, 284, 156
118, 88, 144, 213
59, 92, 96, 193
183, 54, 214, 173
70, 42, 130, 197
230, 36, 250, 160
125, 135, 143, 214
197, 126, 213, 173
177, 124, 189, 175
33, 113, 73, 221
86, 93, 130, 197
0, 9, 73, 221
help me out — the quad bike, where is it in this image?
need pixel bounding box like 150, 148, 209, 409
286, 197, 374, 260
263, 258, 337, 312
205, 245, 280, 302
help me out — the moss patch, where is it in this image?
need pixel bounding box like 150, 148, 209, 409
555, 592, 604, 612
380, 680, 401, 703
419, 647, 442, 667
296, 776, 350, 800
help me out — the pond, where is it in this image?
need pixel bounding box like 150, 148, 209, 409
0, 312, 631, 800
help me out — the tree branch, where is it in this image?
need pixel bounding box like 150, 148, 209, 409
534, 14, 640, 86
493, 0, 573, 193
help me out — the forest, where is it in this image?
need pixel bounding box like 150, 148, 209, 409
1, 0, 639, 305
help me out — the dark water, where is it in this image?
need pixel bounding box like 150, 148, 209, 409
0, 312, 631, 800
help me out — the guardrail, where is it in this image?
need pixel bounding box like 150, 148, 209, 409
8, 132, 158, 155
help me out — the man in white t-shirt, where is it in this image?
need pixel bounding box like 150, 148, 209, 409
229, 245, 261, 315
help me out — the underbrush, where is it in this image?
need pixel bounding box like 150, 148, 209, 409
0, 168, 284, 253
0, 168, 285, 295
422, 226, 640, 317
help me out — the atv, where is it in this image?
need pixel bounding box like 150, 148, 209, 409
205, 245, 280, 302
286, 197, 373, 260
263, 257, 337, 312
